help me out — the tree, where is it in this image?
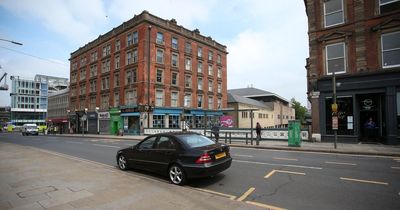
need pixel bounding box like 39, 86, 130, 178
291, 98, 307, 123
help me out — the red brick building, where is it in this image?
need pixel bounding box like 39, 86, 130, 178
69, 11, 228, 135
305, 0, 400, 144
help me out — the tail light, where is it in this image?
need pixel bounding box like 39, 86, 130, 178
195, 153, 212, 164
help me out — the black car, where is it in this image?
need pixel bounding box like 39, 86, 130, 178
116, 132, 232, 185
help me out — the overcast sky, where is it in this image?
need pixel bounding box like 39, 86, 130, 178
0, 0, 309, 107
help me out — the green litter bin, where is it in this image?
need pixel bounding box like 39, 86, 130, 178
288, 120, 301, 147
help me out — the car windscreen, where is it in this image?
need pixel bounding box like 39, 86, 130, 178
27, 126, 37, 129
178, 134, 214, 149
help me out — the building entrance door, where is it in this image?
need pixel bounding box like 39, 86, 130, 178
358, 94, 384, 142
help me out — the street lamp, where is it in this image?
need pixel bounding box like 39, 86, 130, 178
95, 107, 100, 134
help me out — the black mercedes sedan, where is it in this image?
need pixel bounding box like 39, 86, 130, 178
116, 132, 232, 185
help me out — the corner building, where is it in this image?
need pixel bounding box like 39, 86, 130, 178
69, 11, 228, 135
304, 0, 400, 144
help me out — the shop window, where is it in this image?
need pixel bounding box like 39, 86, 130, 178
325, 96, 354, 135
169, 115, 180, 128
152, 115, 164, 128
195, 116, 204, 128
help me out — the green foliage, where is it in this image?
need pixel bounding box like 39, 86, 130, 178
291, 98, 307, 123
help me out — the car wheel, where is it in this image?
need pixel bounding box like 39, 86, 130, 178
117, 154, 128, 170
169, 164, 186, 185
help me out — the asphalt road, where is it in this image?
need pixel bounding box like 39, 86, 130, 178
1, 133, 399, 210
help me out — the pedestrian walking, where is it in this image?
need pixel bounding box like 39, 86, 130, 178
256, 122, 262, 140
211, 123, 220, 142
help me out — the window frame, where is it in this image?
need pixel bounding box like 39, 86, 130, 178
325, 42, 346, 75
323, 0, 344, 28
381, 31, 400, 69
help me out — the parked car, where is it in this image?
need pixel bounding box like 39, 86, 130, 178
22, 124, 39, 136
116, 132, 232, 185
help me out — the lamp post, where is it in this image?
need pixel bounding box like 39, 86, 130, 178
147, 25, 152, 128
332, 72, 338, 149
95, 107, 100, 134
67, 109, 70, 134
85, 108, 88, 134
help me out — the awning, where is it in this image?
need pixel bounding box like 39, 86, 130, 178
190, 110, 223, 116
153, 108, 182, 115
121, 112, 140, 117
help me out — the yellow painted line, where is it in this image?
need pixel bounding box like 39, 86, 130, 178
391, 166, 400, 170
246, 201, 287, 210
265, 170, 306, 179
340, 177, 388, 185
325, 161, 357, 166
236, 187, 255, 201
193, 188, 236, 200
273, 157, 298, 161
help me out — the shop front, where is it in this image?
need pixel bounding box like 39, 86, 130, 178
87, 112, 98, 134
120, 106, 139, 135
47, 118, 68, 134
99, 111, 111, 134
317, 71, 400, 144
109, 108, 121, 135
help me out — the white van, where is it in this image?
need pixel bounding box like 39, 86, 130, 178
22, 124, 39, 136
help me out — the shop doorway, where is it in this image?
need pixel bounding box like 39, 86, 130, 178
358, 94, 384, 142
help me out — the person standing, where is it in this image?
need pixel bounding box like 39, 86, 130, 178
256, 122, 262, 140
211, 123, 220, 142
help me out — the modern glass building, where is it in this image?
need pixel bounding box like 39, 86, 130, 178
10, 76, 48, 126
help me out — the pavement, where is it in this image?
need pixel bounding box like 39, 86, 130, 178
1, 133, 400, 210
0, 142, 264, 210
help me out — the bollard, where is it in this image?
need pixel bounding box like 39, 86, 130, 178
225, 132, 227, 143
229, 132, 232, 144
251, 132, 253, 145
245, 133, 248, 145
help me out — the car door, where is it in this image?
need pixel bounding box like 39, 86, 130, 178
130, 136, 157, 170
149, 135, 179, 174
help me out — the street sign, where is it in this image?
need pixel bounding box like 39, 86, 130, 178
332, 116, 338, 130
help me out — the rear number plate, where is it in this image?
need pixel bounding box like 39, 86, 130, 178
215, 152, 226, 160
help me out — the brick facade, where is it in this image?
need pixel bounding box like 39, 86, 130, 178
69, 11, 227, 118
305, 0, 400, 143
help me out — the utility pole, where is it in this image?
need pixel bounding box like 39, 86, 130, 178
332, 71, 338, 149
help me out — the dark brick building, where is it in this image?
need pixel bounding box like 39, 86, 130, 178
69, 11, 227, 135
305, 0, 400, 144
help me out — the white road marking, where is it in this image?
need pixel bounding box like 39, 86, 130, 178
340, 177, 388, 185
391, 166, 400, 170
325, 161, 356, 166
233, 154, 253, 158
264, 170, 305, 179
66, 141, 84, 144
234, 159, 322, 170
93, 144, 121, 149
273, 157, 298, 161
